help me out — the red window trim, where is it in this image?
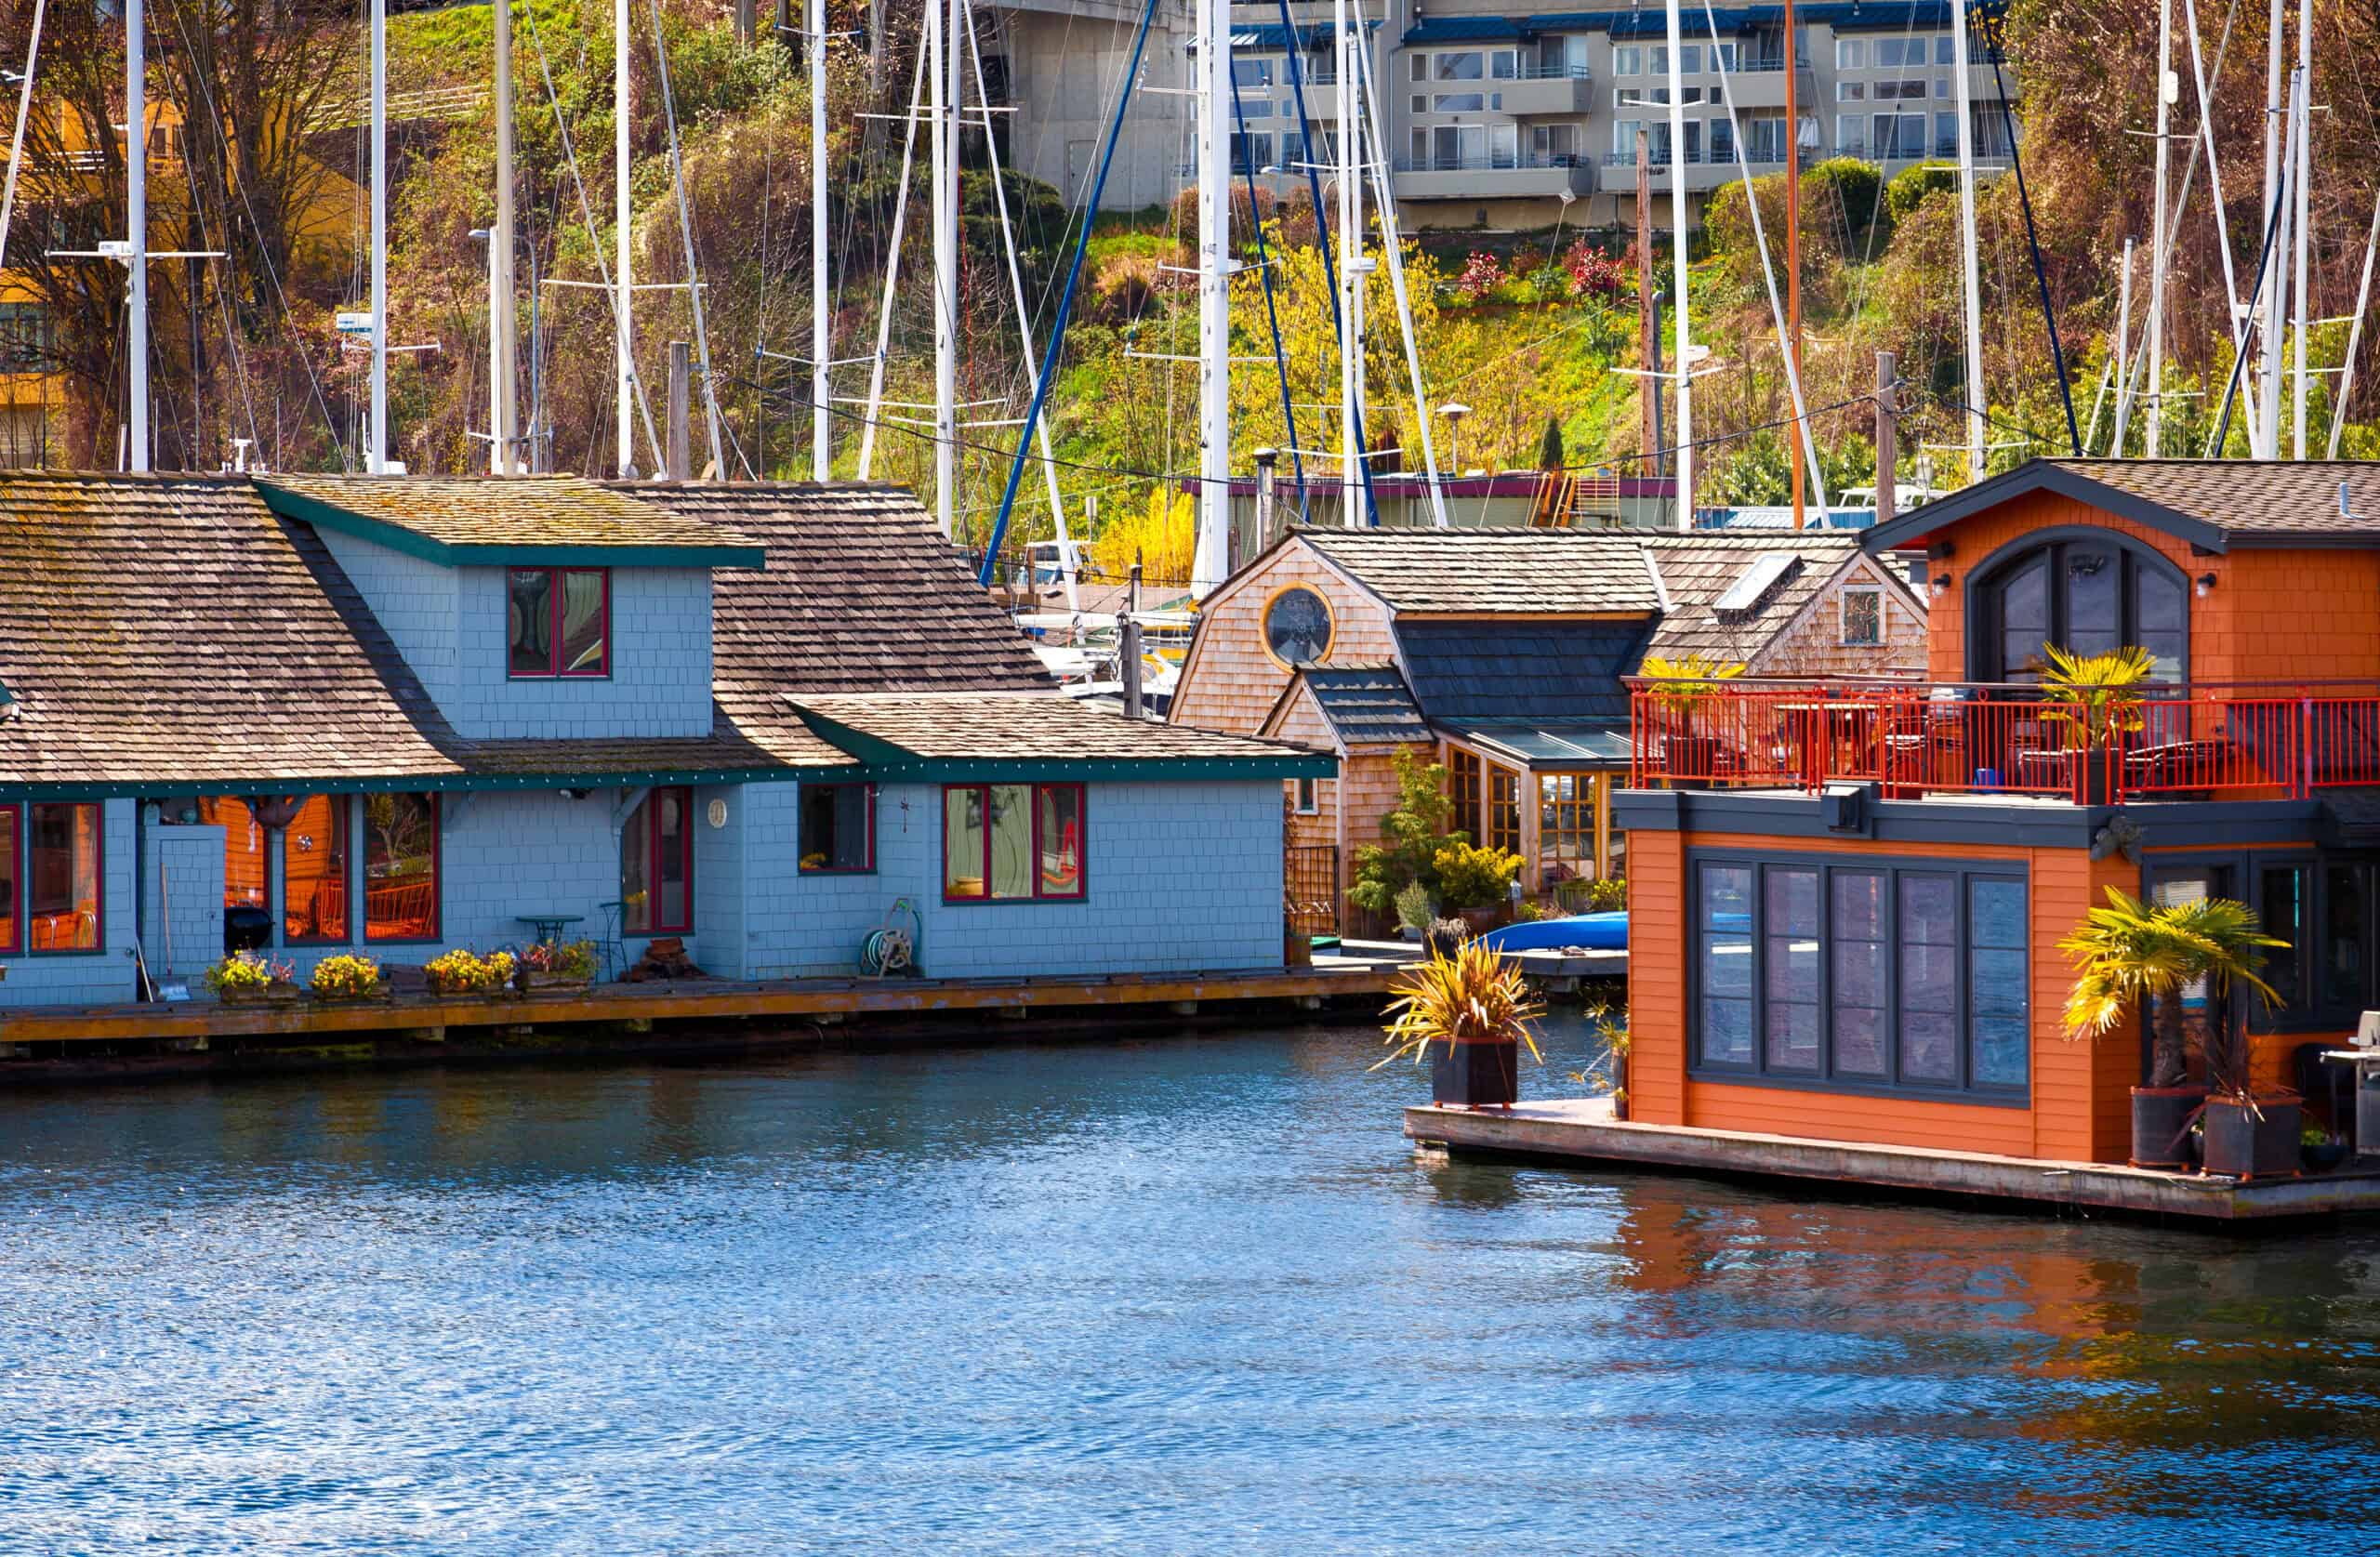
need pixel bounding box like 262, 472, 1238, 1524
24, 799, 103, 956
0, 801, 19, 956
507, 565, 612, 680
940, 782, 1088, 904
798, 782, 878, 875
283, 795, 353, 947
627, 785, 695, 934
364, 793, 443, 944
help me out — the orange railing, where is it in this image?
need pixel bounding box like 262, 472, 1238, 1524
1627, 679, 2380, 804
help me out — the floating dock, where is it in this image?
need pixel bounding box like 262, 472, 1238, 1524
1405, 1097, 2380, 1223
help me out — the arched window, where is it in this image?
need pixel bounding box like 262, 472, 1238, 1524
1969, 531, 2188, 682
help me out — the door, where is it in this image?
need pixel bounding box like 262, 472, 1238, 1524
1973, 535, 2188, 682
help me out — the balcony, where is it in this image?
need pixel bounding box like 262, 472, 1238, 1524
1597, 144, 1790, 192
1626, 680, 2380, 806
1501, 65, 1594, 117
1391, 152, 1595, 201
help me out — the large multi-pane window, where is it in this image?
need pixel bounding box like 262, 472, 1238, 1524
1692, 854, 2029, 1098
1445, 747, 1484, 841
26, 801, 101, 952
0, 803, 17, 954
943, 784, 1086, 903
364, 793, 440, 942
284, 795, 350, 944
196, 797, 270, 915
1538, 772, 1610, 885
1486, 765, 1522, 855
621, 786, 694, 934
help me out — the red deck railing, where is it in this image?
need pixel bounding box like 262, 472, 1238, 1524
1626, 679, 2380, 804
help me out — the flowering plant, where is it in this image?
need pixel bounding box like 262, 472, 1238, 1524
309, 954, 384, 999
424, 948, 517, 995
1563, 237, 1628, 297
1453, 250, 1505, 300
521, 939, 598, 980
203, 950, 295, 996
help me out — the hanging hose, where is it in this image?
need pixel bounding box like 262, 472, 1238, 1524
861, 897, 923, 977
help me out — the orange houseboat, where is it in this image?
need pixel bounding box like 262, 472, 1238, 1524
1617, 459, 2380, 1167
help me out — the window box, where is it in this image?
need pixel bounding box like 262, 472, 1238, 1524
507, 566, 611, 679
942, 783, 1086, 903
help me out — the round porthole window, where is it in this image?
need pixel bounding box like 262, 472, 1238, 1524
1263, 585, 1334, 667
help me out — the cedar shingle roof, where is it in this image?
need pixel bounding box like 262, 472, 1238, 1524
259, 473, 763, 565
0, 472, 466, 787
1865, 457, 2380, 553
1293, 665, 1432, 746
792, 693, 1327, 767
1296, 526, 1662, 614
1636, 532, 1874, 660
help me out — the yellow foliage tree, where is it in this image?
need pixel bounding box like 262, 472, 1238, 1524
1092, 485, 1198, 589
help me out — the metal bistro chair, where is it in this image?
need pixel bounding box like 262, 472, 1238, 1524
595, 900, 628, 983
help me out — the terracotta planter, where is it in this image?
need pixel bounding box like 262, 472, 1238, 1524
217, 983, 300, 1008
1431, 1037, 1518, 1109
2129, 1084, 2207, 1169
2202, 1092, 2302, 1180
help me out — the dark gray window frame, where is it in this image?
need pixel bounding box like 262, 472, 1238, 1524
1962, 524, 2189, 684
1688, 848, 2031, 1106
2142, 848, 2376, 1036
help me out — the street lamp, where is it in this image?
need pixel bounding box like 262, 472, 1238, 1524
1439, 402, 1472, 474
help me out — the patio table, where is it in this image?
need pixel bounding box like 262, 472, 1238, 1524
515, 914, 586, 943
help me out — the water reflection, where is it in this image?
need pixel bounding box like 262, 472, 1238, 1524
0, 1022, 2373, 1550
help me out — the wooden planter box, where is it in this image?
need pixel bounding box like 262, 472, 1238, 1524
217, 983, 301, 1008
517, 970, 596, 997
309, 987, 392, 1007
427, 983, 522, 1003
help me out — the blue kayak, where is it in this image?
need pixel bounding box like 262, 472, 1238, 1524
1479, 911, 1627, 953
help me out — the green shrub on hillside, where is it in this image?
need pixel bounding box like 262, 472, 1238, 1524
1884, 161, 1960, 223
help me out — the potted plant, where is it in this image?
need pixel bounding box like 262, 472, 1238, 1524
1423, 916, 1470, 959
1434, 839, 1523, 934
203, 950, 298, 1007
2062, 887, 2286, 1172
308, 953, 386, 1004
2302, 1124, 2351, 1174
518, 938, 599, 995
1392, 882, 1435, 943
1638, 654, 1745, 788
1376, 938, 1544, 1109
2036, 643, 2154, 805
425, 947, 519, 999
1348, 749, 1461, 931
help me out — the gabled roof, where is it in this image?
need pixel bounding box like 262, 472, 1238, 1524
1293, 525, 1661, 614
258, 474, 766, 569
1635, 531, 1881, 660
1273, 665, 1433, 747
1395, 617, 1651, 720
1862, 458, 2380, 555
617, 482, 1053, 712
789, 693, 1333, 781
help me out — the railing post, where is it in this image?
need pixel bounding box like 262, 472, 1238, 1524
2301, 693, 2314, 799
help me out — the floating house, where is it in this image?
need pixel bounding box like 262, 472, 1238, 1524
0, 472, 1328, 1010
1170, 524, 1921, 930
1618, 458, 2380, 1165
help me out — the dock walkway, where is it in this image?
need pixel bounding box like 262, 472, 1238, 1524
1406, 1096, 2380, 1223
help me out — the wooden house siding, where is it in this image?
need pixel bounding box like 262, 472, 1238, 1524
1752, 558, 1929, 679
1171, 548, 1397, 737
1270, 685, 1342, 854
1627, 828, 2135, 1164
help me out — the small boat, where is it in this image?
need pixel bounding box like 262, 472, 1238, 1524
1479, 912, 1627, 953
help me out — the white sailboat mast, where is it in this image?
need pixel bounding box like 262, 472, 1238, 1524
2144, 0, 2171, 457
1192, 0, 1231, 590
129, 0, 150, 471
1665, 0, 1690, 527
1950, 0, 1984, 485
491, 0, 519, 474
855, 39, 926, 481
930, 0, 958, 537
2110, 236, 2135, 453
810, 0, 831, 480
1334, 0, 1361, 525
2290, 2, 2309, 460
2256, 0, 2282, 456
615, 0, 635, 476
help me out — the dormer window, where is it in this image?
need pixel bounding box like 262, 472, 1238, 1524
507, 567, 610, 678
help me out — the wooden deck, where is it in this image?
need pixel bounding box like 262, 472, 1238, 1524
0, 957, 1400, 1051
1406, 1096, 2380, 1224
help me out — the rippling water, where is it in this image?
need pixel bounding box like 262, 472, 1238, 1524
2, 1016, 2377, 1552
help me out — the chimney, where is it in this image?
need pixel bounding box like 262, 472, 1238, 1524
1254, 447, 1279, 545
668, 340, 692, 481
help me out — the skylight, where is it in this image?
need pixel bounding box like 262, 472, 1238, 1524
1712, 554, 1801, 616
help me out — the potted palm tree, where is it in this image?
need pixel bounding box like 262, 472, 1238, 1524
2062, 888, 2287, 1171
2036, 644, 2154, 805
1638, 654, 1744, 788
1377, 939, 1543, 1109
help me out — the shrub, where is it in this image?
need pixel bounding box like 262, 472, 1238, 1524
1884, 160, 1959, 223
1434, 840, 1524, 911
425, 948, 518, 996
1424, 917, 1472, 959
1349, 748, 1463, 913
1802, 156, 1883, 235
1585, 877, 1628, 913
1453, 250, 1505, 300
1393, 881, 1436, 931
310, 954, 383, 999
1562, 236, 1628, 297
203, 950, 294, 996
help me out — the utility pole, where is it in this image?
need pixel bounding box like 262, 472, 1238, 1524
1950, 0, 1985, 485
491, 0, 519, 474
127, 0, 149, 471
930, 0, 958, 536
615, 0, 635, 476
1874, 350, 1897, 526
668, 339, 690, 479
1663, 0, 1691, 530
810, 0, 830, 480
2144, 0, 2173, 457
1636, 126, 1654, 468
1784, 0, 1803, 529
1192, 0, 1232, 590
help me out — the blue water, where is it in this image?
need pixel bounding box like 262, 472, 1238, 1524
2, 1017, 2377, 1553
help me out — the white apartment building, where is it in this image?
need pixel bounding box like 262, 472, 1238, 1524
989, 0, 2018, 228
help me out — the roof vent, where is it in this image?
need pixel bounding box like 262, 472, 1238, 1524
1712, 554, 1803, 621
2344, 481, 2360, 521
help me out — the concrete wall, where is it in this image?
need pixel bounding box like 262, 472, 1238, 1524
0, 798, 140, 1009
317, 529, 714, 740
